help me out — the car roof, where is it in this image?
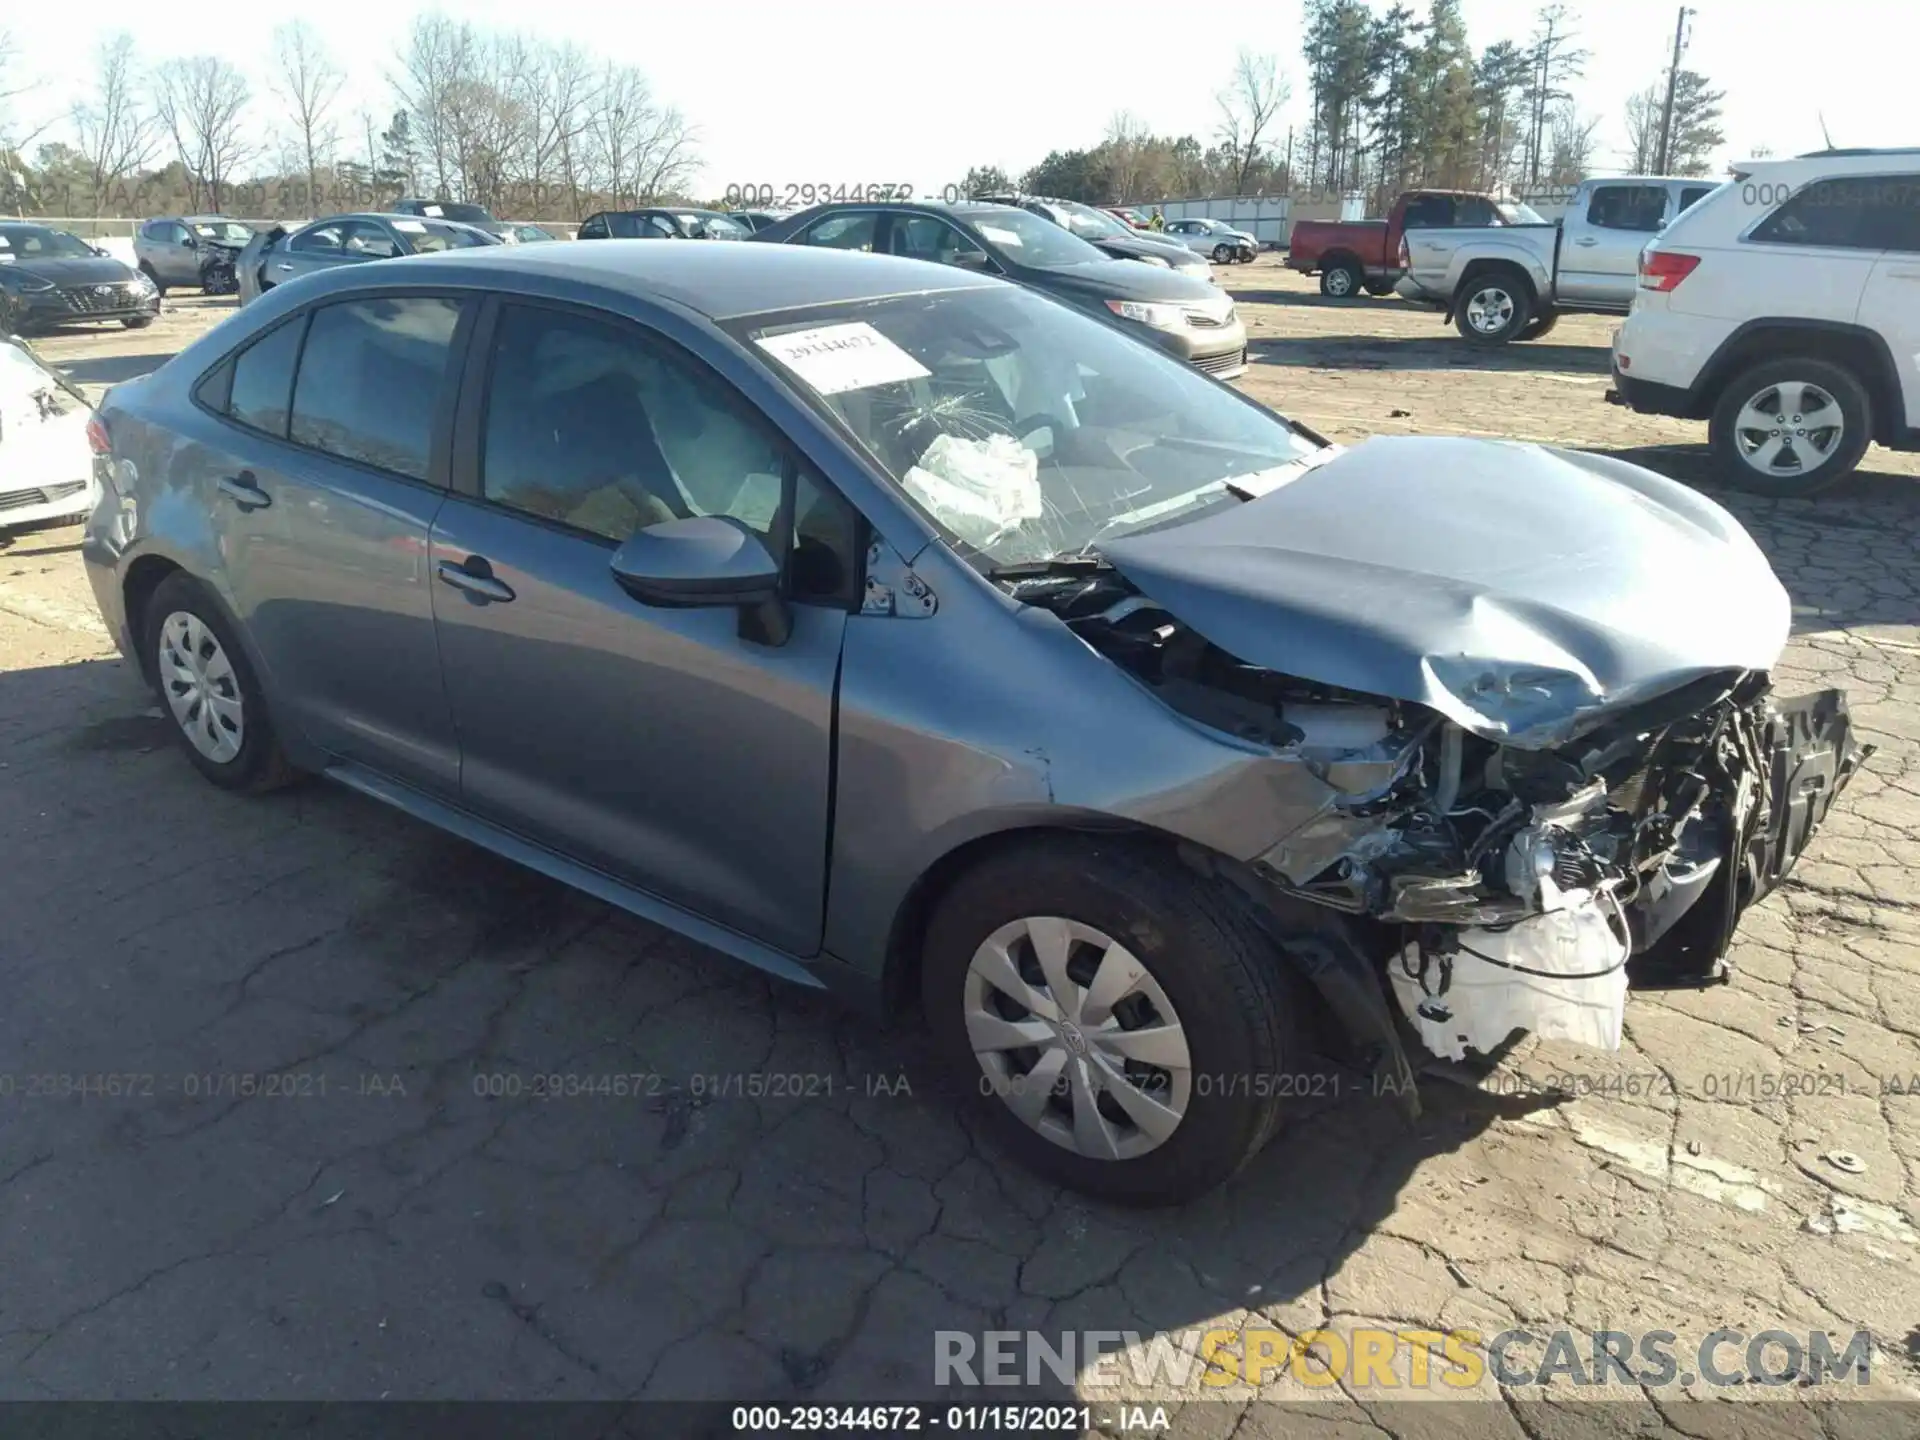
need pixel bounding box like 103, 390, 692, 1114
297, 238, 999, 320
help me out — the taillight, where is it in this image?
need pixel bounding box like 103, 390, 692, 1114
1639, 250, 1700, 292
86, 414, 112, 456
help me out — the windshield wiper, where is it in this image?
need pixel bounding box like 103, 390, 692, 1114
987, 555, 1114, 580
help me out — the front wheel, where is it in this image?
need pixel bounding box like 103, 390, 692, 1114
1212, 243, 1234, 263
1708, 358, 1871, 496
143, 573, 300, 793
1454, 272, 1532, 344
921, 837, 1305, 1207
122, 316, 155, 329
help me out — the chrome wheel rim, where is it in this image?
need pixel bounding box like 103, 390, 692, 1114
1325, 268, 1354, 296
158, 610, 244, 763
964, 916, 1191, 1161
1733, 380, 1844, 476
1465, 287, 1514, 333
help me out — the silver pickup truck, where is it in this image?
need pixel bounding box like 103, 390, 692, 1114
1396, 175, 1722, 344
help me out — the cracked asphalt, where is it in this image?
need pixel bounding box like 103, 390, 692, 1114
3, 272, 1919, 1436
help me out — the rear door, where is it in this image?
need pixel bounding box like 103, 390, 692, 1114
1559, 183, 1669, 306
1857, 175, 1920, 430
267, 221, 352, 288
192, 291, 473, 794
427, 296, 862, 953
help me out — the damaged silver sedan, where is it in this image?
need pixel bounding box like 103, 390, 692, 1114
85, 244, 1867, 1207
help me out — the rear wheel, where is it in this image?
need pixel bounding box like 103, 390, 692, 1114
1455, 270, 1532, 344
143, 573, 299, 793
1708, 358, 1871, 496
1364, 278, 1397, 296
921, 837, 1306, 1207
1320, 260, 1363, 298
122, 316, 154, 329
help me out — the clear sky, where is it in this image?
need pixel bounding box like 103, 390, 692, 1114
3, 0, 1914, 199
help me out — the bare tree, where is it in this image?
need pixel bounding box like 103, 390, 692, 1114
393, 15, 474, 199
1, 30, 53, 149
1521, 4, 1587, 186
72, 33, 157, 214
1103, 111, 1151, 203
271, 22, 344, 215
1215, 49, 1287, 195
153, 57, 256, 212
1543, 104, 1600, 185
588, 62, 696, 206
1623, 85, 1661, 172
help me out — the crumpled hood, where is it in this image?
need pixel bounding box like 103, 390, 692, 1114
1098, 436, 1791, 748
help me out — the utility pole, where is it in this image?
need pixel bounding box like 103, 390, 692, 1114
1654, 6, 1694, 174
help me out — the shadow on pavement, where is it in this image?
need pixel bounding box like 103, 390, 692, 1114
1251, 331, 1609, 375
54, 352, 175, 386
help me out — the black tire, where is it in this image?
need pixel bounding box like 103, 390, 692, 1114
1453, 268, 1532, 344
142, 573, 300, 794
1363, 279, 1397, 296
138, 261, 167, 296
1519, 309, 1560, 340
122, 316, 155, 329
1708, 357, 1872, 497
921, 836, 1307, 1207
1319, 259, 1363, 299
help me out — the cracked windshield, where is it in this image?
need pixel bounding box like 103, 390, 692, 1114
737, 285, 1321, 566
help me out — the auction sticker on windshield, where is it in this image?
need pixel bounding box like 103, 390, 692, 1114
755, 322, 930, 396
392, 220, 427, 233
977, 225, 1023, 247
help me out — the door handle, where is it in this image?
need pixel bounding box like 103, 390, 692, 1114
217, 471, 271, 510
273, 262, 294, 272
436, 559, 516, 603
1574, 236, 1599, 246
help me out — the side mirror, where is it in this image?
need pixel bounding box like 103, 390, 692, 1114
608, 515, 791, 645
950, 250, 993, 272
92, 245, 110, 257
183, 235, 199, 248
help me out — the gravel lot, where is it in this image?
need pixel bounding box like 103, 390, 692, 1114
4, 264, 1919, 1433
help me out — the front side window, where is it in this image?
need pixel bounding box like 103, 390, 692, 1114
342, 222, 400, 258
292, 224, 345, 254
732, 285, 1322, 569
888, 215, 989, 267
1586, 185, 1669, 232
577, 214, 610, 239
288, 296, 464, 480
393, 219, 493, 253
479, 304, 858, 599
799, 212, 878, 251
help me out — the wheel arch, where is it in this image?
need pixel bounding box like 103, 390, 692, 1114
1455, 257, 1539, 307
122, 552, 187, 686
878, 816, 1194, 1021
1320, 249, 1364, 275
1690, 319, 1902, 439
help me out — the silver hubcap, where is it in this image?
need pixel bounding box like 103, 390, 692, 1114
1326, 269, 1353, 295
1734, 380, 1844, 476
158, 611, 244, 763
1465, 287, 1514, 333
964, 916, 1191, 1161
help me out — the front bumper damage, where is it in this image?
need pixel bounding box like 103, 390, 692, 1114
1017, 568, 1870, 1083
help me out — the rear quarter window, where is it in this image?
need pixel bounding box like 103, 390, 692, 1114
207, 315, 307, 437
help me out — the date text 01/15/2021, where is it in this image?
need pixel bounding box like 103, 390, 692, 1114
725, 183, 967, 208
729, 1404, 1169, 1433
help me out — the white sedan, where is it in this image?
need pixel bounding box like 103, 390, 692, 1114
1162, 218, 1258, 263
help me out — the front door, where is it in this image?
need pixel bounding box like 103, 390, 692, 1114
429, 298, 860, 954
1857, 175, 1920, 431
193, 292, 471, 794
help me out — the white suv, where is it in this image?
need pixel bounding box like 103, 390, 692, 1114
1609, 148, 1920, 495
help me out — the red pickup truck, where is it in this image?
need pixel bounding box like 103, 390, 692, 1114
1286, 189, 1535, 298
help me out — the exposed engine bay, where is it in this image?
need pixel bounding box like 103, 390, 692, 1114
1011, 566, 1871, 1062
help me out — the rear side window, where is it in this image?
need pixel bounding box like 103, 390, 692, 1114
220, 316, 306, 437
1402, 195, 1457, 228
798, 212, 878, 250
1747, 176, 1920, 250
1455, 197, 1497, 226
1586, 185, 1669, 231
288, 296, 464, 481
577, 214, 609, 239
